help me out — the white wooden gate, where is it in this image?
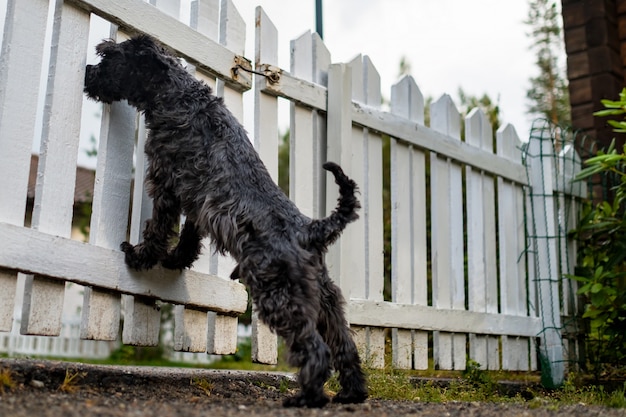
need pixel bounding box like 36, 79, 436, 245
0, 0, 584, 385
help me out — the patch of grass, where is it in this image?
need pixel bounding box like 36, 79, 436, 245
58, 369, 87, 393
191, 377, 214, 397
0, 367, 15, 394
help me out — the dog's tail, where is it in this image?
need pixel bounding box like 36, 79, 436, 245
308, 162, 360, 247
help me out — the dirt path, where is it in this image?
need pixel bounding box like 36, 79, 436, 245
1, 359, 624, 417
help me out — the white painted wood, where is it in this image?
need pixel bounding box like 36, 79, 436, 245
346, 55, 385, 369
465, 108, 499, 370
174, 305, 208, 352
122, 296, 161, 346
21, 2, 90, 337
0, 0, 48, 226
290, 31, 316, 217
0, 223, 248, 314
430, 94, 466, 370
191, 0, 219, 40
261, 70, 327, 111
556, 144, 583, 369
155, 0, 180, 18
527, 123, 564, 386
390, 75, 428, 370
251, 6, 280, 364
206, 313, 238, 354
198, 0, 245, 355
66, 0, 251, 91
81, 24, 136, 341
557, 145, 582, 317
496, 124, 532, 371
348, 300, 542, 337
326, 63, 352, 293
289, 31, 330, 218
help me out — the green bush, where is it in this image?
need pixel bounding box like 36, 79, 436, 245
569, 88, 626, 375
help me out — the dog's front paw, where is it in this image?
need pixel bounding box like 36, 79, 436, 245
120, 241, 158, 271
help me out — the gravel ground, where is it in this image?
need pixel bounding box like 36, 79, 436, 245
1, 359, 625, 417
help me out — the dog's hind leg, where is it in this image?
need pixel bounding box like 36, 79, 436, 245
242, 259, 332, 408
317, 269, 368, 404
161, 220, 202, 270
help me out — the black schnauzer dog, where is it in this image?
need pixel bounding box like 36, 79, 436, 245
84, 35, 367, 408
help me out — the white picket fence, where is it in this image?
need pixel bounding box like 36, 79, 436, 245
0, 0, 584, 385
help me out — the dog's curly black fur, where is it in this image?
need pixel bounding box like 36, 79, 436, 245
84, 35, 367, 408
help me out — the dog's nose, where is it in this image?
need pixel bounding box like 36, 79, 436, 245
84, 65, 94, 86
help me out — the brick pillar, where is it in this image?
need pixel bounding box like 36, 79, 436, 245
562, 0, 626, 151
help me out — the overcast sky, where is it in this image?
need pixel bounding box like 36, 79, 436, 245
231, 0, 544, 141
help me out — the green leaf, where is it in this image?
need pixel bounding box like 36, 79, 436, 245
593, 109, 626, 117
591, 283, 604, 293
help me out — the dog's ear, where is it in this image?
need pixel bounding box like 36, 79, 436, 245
95, 39, 121, 57
131, 35, 172, 73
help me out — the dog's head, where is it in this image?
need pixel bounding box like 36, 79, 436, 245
84, 35, 178, 106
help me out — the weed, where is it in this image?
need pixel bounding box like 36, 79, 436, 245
58, 369, 87, 393
191, 377, 214, 397
279, 377, 291, 394
0, 368, 15, 394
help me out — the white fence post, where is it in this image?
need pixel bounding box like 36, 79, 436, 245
527, 122, 564, 387
0, 0, 50, 332
201, 0, 246, 356
465, 108, 499, 370
497, 124, 535, 371
430, 94, 466, 370
80, 24, 135, 342
389, 76, 428, 370
21, 0, 91, 337
250, 6, 280, 364
344, 56, 385, 368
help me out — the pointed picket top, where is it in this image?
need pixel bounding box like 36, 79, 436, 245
347, 55, 382, 107
390, 75, 424, 125
255, 6, 278, 66
559, 144, 584, 197
311, 32, 331, 86
219, 0, 245, 55
496, 123, 522, 163
191, 0, 219, 40
348, 54, 364, 103
363, 56, 381, 107
430, 94, 461, 140
291, 31, 313, 81
465, 107, 493, 152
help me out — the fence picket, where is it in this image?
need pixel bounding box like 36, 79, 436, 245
199, 0, 246, 356
527, 122, 564, 387
389, 76, 428, 370
465, 108, 499, 370
80, 23, 135, 342
21, 1, 90, 337
80, 99, 134, 341
430, 94, 466, 370
347, 56, 385, 368
496, 124, 532, 371
326, 63, 353, 294
290, 31, 330, 219
0, 0, 50, 332
557, 144, 583, 368
250, 6, 280, 364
